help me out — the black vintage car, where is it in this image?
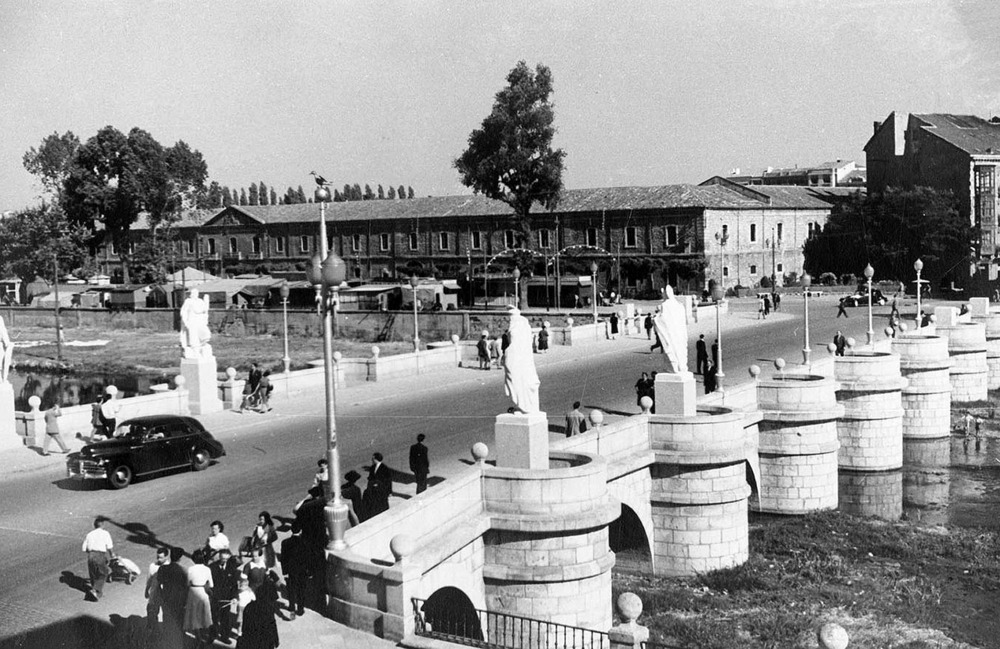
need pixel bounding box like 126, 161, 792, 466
66, 415, 226, 489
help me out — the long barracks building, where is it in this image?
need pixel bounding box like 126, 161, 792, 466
108, 177, 860, 297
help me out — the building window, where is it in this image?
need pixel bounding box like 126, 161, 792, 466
229, 237, 237, 254
109, 241, 117, 256
625, 226, 637, 248
274, 237, 285, 253
776, 222, 783, 241
252, 236, 261, 254
586, 228, 598, 247
299, 236, 310, 253
723, 266, 729, 278
722, 224, 729, 239
352, 234, 361, 252
538, 229, 551, 249
353, 266, 362, 279
186, 239, 195, 254
750, 224, 757, 242
379, 233, 390, 251
438, 232, 449, 250
207, 238, 216, 255
750, 264, 757, 275
408, 232, 419, 251
666, 226, 678, 246
975, 165, 997, 233
777, 263, 784, 273
471, 231, 483, 250
504, 230, 516, 248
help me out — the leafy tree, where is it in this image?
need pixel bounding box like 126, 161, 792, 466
130, 224, 177, 284
803, 187, 971, 289
22, 131, 80, 201
165, 140, 208, 211
352, 183, 362, 201
296, 185, 307, 203
398, 185, 406, 200
388, 185, 397, 200
239, 188, 248, 206
205, 181, 223, 208
222, 186, 233, 206
363, 184, 375, 200
407, 186, 415, 199
269, 187, 277, 205
377, 184, 385, 199
248, 183, 259, 206
454, 60, 565, 278
334, 189, 344, 202
260, 181, 268, 205
0, 204, 90, 282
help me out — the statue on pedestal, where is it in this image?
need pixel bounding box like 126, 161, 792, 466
651, 285, 689, 374
180, 288, 213, 359
0, 315, 12, 383
502, 307, 540, 414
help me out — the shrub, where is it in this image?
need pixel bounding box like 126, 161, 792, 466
818, 272, 837, 286
839, 272, 857, 286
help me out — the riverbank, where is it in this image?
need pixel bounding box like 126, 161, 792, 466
615, 508, 998, 649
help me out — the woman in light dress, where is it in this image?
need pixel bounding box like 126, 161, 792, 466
183, 549, 214, 647
250, 511, 277, 568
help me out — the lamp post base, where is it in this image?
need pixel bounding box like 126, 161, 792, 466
282, 356, 291, 374
802, 348, 811, 366
324, 499, 350, 551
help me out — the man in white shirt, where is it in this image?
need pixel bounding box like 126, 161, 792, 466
81, 517, 115, 601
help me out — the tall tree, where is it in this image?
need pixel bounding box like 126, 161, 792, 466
352, 183, 362, 201
398, 185, 406, 199
387, 185, 397, 200
803, 187, 971, 289
222, 186, 233, 206
334, 189, 344, 202
283, 187, 297, 204
296, 185, 307, 203
269, 187, 277, 205
248, 183, 259, 206
407, 186, 415, 199
206, 181, 223, 208
259, 181, 268, 205
240, 188, 248, 206
377, 184, 385, 199
165, 140, 208, 212
0, 204, 90, 282
363, 184, 375, 200
22, 131, 80, 201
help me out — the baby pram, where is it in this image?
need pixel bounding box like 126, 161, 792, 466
240, 383, 269, 413
108, 556, 141, 585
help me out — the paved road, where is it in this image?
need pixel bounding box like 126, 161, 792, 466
0, 294, 899, 643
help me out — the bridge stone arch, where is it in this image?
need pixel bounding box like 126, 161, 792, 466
606, 469, 655, 572
420, 586, 483, 641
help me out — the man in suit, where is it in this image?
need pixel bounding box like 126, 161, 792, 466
834, 331, 847, 356
157, 546, 188, 649
280, 523, 309, 619
363, 453, 393, 517
565, 401, 587, 437
695, 334, 708, 375
409, 434, 430, 494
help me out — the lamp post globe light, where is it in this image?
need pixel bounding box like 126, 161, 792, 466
309, 182, 350, 551
913, 258, 924, 329
410, 275, 420, 352
864, 263, 875, 347
712, 283, 725, 392
280, 280, 291, 373
801, 272, 812, 366
590, 261, 599, 340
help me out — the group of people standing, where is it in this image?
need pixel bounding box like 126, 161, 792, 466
694, 334, 720, 393
757, 293, 779, 319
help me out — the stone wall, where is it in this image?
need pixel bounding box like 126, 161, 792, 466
834, 352, 905, 471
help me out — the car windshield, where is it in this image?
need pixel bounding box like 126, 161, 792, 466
112, 422, 156, 438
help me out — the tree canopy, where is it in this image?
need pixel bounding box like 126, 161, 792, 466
454, 60, 566, 243
803, 187, 972, 289
22, 131, 80, 201
0, 204, 91, 282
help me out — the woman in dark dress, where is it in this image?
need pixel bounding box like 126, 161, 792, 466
236, 597, 279, 649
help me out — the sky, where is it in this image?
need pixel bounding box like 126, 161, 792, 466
2, 0, 999, 213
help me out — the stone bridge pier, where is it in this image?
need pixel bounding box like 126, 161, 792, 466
892, 334, 952, 439
969, 297, 1000, 390
934, 307, 988, 403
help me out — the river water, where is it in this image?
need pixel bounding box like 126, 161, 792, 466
8, 369, 172, 412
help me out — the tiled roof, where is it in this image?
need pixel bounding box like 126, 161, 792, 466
913, 114, 1000, 155
746, 185, 863, 208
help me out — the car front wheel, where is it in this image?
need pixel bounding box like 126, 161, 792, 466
108, 464, 133, 489
192, 449, 211, 471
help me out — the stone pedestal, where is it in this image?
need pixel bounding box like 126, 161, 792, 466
494, 411, 548, 469
180, 355, 222, 415
0, 382, 18, 450
654, 372, 695, 417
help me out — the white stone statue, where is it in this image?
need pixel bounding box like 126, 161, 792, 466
502, 307, 541, 414
651, 285, 689, 374
180, 288, 213, 359
0, 315, 12, 383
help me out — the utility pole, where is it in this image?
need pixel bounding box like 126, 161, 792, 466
53, 255, 62, 364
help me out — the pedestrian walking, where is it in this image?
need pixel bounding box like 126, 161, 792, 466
210, 547, 241, 643
249, 511, 277, 568
145, 548, 166, 628
313, 458, 330, 500
42, 403, 70, 455
758, 296, 765, 319
204, 520, 230, 562
409, 434, 430, 494
341, 471, 363, 525
258, 370, 273, 411
157, 547, 188, 649
695, 335, 708, 375
537, 322, 550, 353
634, 372, 653, 407
704, 360, 718, 394
644, 313, 653, 340
763, 294, 771, 317
837, 298, 849, 318
236, 597, 279, 649
99, 390, 122, 435
363, 452, 393, 518
88, 401, 104, 442
711, 340, 719, 367
477, 331, 491, 369
233, 575, 256, 640
280, 523, 309, 620
183, 549, 215, 648
490, 335, 503, 369
609, 312, 620, 339
773, 292, 781, 312
565, 401, 587, 437
834, 330, 846, 356
82, 516, 115, 601
890, 292, 900, 319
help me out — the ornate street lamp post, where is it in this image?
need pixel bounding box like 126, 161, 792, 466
712, 283, 725, 392
410, 275, 420, 352
308, 183, 349, 551
513, 267, 521, 309
280, 280, 290, 373
864, 263, 875, 347
914, 258, 924, 329
801, 272, 812, 366
590, 261, 599, 340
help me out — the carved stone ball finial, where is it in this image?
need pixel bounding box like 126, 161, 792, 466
226, 367, 237, 381
774, 358, 785, 371
748, 364, 761, 380
566, 317, 574, 327
616, 592, 643, 624
639, 396, 653, 414
827, 342, 837, 355
817, 622, 849, 649
589, 409, 604, 428
174, 375, 186, 389
451, 334, 460, 345
105, 385, 118, 396
846, 337, 856, 349
333, 351, 342, 363
389, 534, 414, 562
884, 326, 894, 338
471, 442, 489, 464
898, 322, 908, 332
371, 346, 381, 358
28, 395, 41, 412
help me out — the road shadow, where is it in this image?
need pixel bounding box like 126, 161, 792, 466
52, 476, 97, 491
59, 570, 91, 595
